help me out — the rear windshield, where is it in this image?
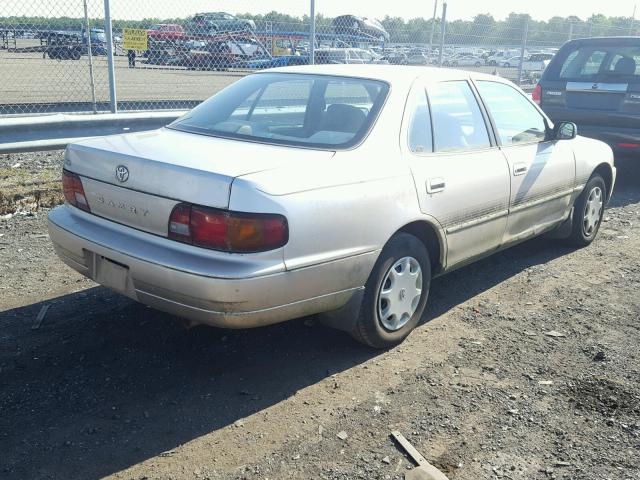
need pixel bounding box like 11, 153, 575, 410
169, 73, 389, 150
550, 43, 640, 83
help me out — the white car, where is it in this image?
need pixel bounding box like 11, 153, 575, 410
486, 50, 521, 66
449, 55, 484, 68
501, 56, 523, 68
48, 65, 615, 348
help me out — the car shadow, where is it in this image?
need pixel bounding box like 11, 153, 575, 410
1, 163, 638, 480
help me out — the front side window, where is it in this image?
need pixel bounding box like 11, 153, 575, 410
428, 81, 490, 152
476, 81, 547, 146
170, 73, 389, 150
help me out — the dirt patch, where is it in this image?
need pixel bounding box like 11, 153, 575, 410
568, 378, 640, 418
0, 150, 64, 216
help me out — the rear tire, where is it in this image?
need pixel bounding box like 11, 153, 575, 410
565, 174, 606, 247
351, 233, 431, 349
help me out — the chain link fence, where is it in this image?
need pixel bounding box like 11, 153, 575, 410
1, 1, 638, 116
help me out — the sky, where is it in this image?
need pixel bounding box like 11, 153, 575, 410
2, 0, 638, 22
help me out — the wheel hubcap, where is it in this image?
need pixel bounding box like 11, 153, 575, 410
377, 257, 423, 332
583, 186, 603, 237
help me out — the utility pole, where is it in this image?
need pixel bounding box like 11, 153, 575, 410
630, 4, 637, 35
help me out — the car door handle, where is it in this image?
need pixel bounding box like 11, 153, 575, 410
426, 178, 446, 194
513, 163, 528, 176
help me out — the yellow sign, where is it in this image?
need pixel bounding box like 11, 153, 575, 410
123, 28, 148, 51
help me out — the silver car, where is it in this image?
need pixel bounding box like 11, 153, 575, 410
48, 65, 616, 348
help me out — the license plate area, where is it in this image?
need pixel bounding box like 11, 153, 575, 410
93, 254, 129, 294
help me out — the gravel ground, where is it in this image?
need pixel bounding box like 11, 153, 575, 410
0, 151, 639, 480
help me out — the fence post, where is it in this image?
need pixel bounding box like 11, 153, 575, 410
438, 2, 447, 67
103, 0, 117, 113
428, 0, 438, 52
83, 0, 97, 113
517, 19, 528, 86
309, 0, 316, 65
568, 22, 574, 41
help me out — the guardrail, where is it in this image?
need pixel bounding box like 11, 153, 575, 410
0, 111, 185, 153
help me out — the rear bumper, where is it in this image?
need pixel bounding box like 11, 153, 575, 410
47, 205, 375, 329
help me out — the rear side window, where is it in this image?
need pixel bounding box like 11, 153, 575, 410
408, 89, 433, 153
553, 43, 640, 82
428, 81, 490, 152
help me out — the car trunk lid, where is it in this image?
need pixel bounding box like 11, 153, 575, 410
64, 128, 333, 234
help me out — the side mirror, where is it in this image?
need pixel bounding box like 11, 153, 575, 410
553, 121, 577, 140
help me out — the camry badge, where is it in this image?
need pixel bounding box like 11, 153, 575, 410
592, 83, 599, 90
115, 165, 129, 183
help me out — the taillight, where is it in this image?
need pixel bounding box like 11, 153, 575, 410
62, 169, 90, 212
532, 84, 542, 105
168, 203, 288, 253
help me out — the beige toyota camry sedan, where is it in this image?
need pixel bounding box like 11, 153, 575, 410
48, 65, 615, 348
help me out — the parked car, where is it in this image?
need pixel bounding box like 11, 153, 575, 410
49, 65, 615, 349
383, 52, 409, 65
180, 42, 237, 71
486, 50, 521, 66
333, 15, 390, 42
535, 37, 640, 155
500, 56, 522, 68
186, 12, 256, 35
315, 48, 382, 64
238, 55, 309, 69
522, 52, 554, 72
147, 24, 186, 42
449, 55, 484, 68
407, 53, 431, 65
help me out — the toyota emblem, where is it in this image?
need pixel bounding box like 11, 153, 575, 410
115, 165, 129, 183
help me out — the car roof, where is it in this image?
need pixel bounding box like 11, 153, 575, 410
266, 64, 506, 85
564, 36, 640, 46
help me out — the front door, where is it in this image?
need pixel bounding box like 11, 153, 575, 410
404, 80, 511, 269
474, 80, 576, 244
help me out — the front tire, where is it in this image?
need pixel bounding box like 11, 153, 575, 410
351, 233, 431, 349
566, 174, 606, 247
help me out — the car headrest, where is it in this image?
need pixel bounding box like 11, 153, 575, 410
323, 104, 367, 134
614, 56, 636, 75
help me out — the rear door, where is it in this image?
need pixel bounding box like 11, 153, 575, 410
404, 79, 511, 269
540, 39, 640, 135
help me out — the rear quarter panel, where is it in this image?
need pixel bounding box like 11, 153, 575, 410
230, 153, 425, 276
